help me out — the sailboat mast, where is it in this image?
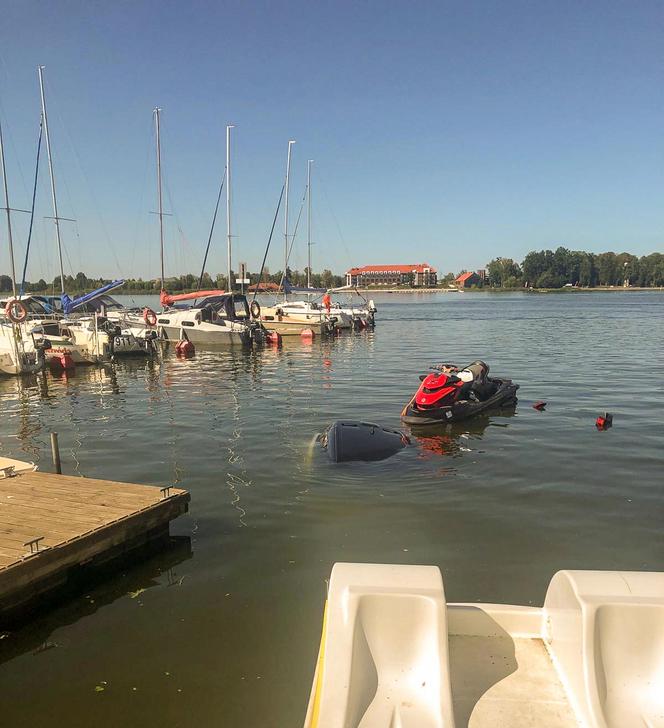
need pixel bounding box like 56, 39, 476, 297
307, 159, 313, 289
38, 65, 65, 295
154, 108, 165, 291
0, 119, 17, 298
226, 124, 234, 292
284, 140, 295, 291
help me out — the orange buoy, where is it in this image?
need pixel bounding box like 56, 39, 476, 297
50, 352, 75, 370
175, 340, 195, 357
300, 328, 315, 340
595, 412, 613, 430
143, 307, 158, 327
5, 299, 28, 324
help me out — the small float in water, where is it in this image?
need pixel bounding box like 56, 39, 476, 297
304, 562, 664, 728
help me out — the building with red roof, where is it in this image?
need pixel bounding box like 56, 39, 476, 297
346, 263, 437, 288
454, 271, 482, 288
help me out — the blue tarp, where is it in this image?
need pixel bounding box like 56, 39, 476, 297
61, 279, 125, 315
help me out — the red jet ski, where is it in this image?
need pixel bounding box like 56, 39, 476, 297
401, 360, 519, 426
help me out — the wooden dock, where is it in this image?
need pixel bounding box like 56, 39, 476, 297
0, 469, 189, 624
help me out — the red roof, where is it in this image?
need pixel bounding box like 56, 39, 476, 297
347, 263, 436, 275
455, 272, 477, 283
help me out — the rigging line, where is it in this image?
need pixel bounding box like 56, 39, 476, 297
129, 117, 153, 283
0, 94, 31, 205
252, 183, 285, 303
318, 171, 353, 267
20, 122, 42, 295
47, 74, 127, 280
278, 184, 308, 292
198, 167, 226, 290
162, 173, 194, 275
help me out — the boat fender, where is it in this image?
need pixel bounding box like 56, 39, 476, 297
175, 339, 195, 357
50, 352, 75, 370
143, 307, 158, 327
250, 300, 261, 319
5, 299, 28, 324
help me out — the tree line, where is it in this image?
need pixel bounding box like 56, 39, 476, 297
0, 267, 346, 295
486, 248, 664, 289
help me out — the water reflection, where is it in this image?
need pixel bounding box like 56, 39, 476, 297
407, 407, 517, 459
0, 535, 192, 662
0, 293, 662, 728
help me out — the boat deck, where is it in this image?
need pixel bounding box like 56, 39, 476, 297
449, 632, 577, 727
0, 469, 189, 622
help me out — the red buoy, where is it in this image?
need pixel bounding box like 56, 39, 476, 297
267, 331, 282, 345
175, 340, 195, 357
50, 352, 75, 370
533, 401, 547, 411
300, 328, 315, 340
595, 412, 613, 430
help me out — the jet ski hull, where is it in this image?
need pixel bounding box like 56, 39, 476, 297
401, 377, 519, 426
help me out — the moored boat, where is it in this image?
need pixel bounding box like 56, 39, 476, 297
157, 291, 265, 346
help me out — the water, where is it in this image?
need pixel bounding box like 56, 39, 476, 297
0, 291, 662, 727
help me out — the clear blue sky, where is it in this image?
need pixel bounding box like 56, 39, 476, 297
1, 0, 663, 283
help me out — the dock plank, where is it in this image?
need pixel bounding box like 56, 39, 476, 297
0, 470, 190, 623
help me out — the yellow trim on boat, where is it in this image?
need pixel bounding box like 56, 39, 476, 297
310, 600, 328, 728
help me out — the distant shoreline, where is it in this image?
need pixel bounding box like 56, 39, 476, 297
15, 285, 663, 297
348, 286, 664, 294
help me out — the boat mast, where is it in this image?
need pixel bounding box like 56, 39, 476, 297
226, 124, 234, 292
38, 65, 65, 296
307, 159, 313, 289
284, 140, 295, 296
0, 119, 17, 298
153, 108, 165, 292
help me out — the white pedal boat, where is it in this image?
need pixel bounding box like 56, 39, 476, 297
0, 456, 37, 477
304, 562, 664, 728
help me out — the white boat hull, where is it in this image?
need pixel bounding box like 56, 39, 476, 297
304, 563, 664, 728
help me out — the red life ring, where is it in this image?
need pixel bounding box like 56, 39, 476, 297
143, 307, 158, 327
5, 299, 28, 324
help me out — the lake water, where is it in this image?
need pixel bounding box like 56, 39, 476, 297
0, 291, 662, 727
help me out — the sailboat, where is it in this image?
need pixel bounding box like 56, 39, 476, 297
154, 116, 264, 346
258, 146, 337, 337
0, 104, 53, 375
15, 67, 120, 365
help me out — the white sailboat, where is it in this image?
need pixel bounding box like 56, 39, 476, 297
33, 66, 115, 365
154, 116, 264, 346
259, 146, 336, 336
0, 107, 51, 375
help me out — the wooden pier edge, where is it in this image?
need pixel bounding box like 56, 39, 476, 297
0, 471, 190, 625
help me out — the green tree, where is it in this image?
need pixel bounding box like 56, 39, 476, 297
487, 258, 522, 287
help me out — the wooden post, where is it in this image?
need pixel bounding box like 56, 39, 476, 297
50, 432, 62, 474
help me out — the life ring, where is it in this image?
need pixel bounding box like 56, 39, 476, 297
5, 299, 28, 324
250, 300, 261, 319
143, 307, 158, 327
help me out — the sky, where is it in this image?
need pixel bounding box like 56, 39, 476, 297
0, 0, 663, 283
